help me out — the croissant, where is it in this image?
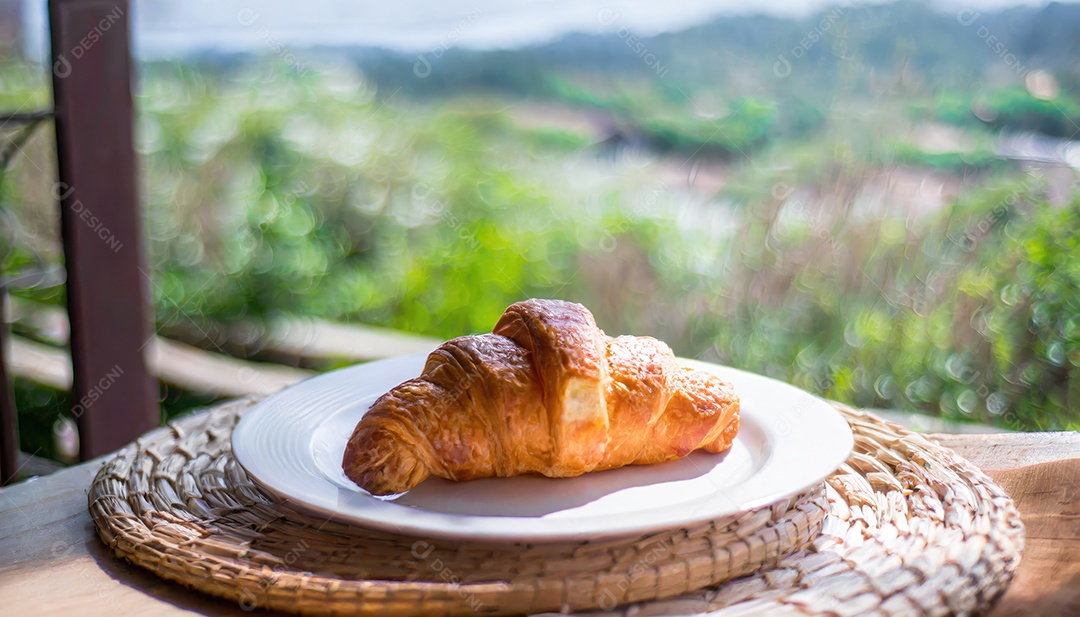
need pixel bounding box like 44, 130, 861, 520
342, 299, 740, 495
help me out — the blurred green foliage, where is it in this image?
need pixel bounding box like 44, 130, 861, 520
135, 61, 1078, 433
687, 171, 1080, 432
136, 65, 586, 336
890, 142, 1001, 171
978, 88, 1080, 136
924, 87, 1080, 137
548, 78, 788, 156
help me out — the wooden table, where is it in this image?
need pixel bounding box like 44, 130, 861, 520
1, 429, 1077, 616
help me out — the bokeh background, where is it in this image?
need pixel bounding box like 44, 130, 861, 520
2, 0, 1079, 463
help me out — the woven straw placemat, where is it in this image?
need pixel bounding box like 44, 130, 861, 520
88, 398, 1023, 616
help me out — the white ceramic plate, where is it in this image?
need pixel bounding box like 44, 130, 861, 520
232, 353, 853, 543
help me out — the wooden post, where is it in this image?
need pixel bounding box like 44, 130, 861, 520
49, 0, 158, 459
0, 291, 19, 484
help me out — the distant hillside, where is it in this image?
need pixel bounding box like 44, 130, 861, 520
351, 1, 1080, 99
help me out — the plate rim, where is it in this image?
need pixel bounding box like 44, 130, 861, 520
232, 353, 853, 542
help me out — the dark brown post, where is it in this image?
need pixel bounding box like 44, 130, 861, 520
49, 0, 158, 459
0, 291, 19, 484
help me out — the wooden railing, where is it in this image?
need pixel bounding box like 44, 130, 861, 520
5, 297, 436, 394
3, 296, 439, 480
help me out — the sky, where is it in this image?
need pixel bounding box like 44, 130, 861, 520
20, 0, 1072, 59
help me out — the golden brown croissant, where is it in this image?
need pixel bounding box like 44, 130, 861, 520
342, 299, 739, 495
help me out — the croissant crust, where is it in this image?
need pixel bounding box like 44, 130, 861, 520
343, 299, 739, 495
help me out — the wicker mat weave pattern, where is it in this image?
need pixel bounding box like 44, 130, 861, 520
88, 398, 1023, 616
568, 405, 1025, 617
